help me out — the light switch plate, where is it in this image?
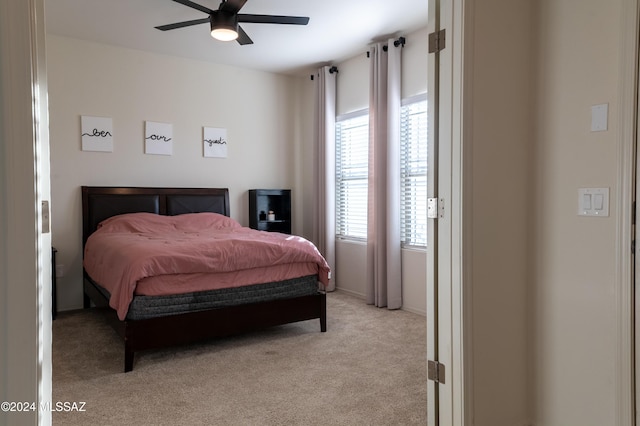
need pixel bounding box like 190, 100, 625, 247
578, 188, 609, 217
591, 104, 608, 132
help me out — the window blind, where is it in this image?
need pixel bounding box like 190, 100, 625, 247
400, 95, 428, 247
335, 110, 369, 240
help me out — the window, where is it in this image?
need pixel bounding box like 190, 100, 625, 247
335, 96, 427, 246
335, 110, 369, 240
400, 95, 428, 247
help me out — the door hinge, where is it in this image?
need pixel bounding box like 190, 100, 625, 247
427, 197, 444, 219
428, 360, 446, 384
428, 29, 446, 53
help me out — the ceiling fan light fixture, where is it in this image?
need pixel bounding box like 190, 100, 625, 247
210, 11, 238, 41
211, 27, 238, 41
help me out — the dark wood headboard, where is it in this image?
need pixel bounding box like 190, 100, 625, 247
81, 186, 230, 246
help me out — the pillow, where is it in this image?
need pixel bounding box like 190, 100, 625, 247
97, 212, 241, 234
172, 212, 241, 232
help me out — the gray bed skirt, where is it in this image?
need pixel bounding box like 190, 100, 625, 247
94, 275, 321, 320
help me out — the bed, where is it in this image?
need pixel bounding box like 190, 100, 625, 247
81, 186, 328, 372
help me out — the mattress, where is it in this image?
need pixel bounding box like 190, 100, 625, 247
93, 274, 321, 320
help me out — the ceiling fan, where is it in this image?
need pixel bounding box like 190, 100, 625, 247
155, 0, 310, 45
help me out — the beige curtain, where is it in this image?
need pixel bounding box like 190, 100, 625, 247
366, 40, 402, 309
313, 66, 336, 291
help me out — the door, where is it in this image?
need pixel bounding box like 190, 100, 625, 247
427, 0, 467, 424
426, 0, 442, 422
426, 0, 455, 423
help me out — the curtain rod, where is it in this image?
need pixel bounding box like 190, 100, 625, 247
310, 34, 406, 79
310, 66, 339, 81
366, 36, 406, 57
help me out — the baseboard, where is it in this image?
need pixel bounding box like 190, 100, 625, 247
334, 287, 426, 316
402, 305, 426, 316
334, 287, 366, 299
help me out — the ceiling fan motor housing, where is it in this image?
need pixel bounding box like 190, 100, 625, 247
210, 10, 239, 34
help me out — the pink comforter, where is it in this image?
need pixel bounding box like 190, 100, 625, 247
83, 212, 330, 320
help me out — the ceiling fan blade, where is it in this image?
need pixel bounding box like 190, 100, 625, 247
236, 25, 253, 45
155, 17, 210, 31
171, 0, 214, 14
219, 0, 247, 14
238, 14, 310, 25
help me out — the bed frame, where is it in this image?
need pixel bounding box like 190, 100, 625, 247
81, 186, 327, 372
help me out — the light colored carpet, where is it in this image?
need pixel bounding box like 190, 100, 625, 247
52, 291, 427, 425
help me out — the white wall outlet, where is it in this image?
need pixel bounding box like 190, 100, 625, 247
578, 188, 609, 217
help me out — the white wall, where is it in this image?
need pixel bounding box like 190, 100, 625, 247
325, 26, 429, 314
532, 0, 622, 424
291, 75, 316, 242
466, 0, 533, 423
47, 35, 298, 311
468, 0, 628, 424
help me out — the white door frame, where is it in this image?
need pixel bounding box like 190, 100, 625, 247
0, 0, 52, 425
621, 0, 639, 425
426, 0, 441, 421
427, 0, 471, 424
450, 0, 475, 423
629, 0, 640, 424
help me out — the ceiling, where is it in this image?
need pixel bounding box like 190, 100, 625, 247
45, 0, 429, 75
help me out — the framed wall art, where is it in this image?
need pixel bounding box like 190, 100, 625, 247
203, 127, 227, 158
81, 115, 113, 152
145, 121, 173, 156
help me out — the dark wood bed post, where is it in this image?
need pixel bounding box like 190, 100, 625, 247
320, 293, 327, 332
124, 342, 135, 373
